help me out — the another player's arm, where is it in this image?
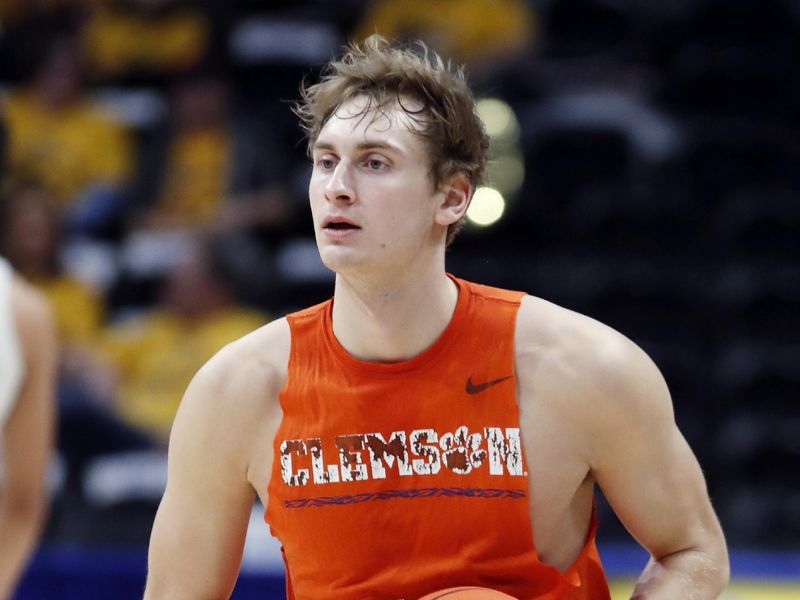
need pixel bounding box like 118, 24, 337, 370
584, 332, 729, 598
0, 281, 56, 599
144, 350, 262, 600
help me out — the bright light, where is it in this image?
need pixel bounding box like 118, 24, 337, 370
467, 187, 505, 227
476, 98, 520, 141
490, 152, 525, 196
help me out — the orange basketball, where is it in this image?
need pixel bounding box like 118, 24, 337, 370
417, 587, 518, 600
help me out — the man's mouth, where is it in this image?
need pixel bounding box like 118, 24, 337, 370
324, 222, 360, 230
322, 216, 361, 231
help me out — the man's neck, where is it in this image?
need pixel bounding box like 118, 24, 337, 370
331, 265, 458, 363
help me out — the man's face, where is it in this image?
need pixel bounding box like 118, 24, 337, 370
308, 96, 446, 275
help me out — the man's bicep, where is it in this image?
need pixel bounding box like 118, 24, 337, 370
590, 344, 721, 560
145, 374, 255, 599
598, 423, 716, 558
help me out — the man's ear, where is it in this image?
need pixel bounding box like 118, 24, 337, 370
434, 173, 471, 227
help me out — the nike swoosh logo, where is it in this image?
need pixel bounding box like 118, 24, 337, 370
465, 375, 514, 395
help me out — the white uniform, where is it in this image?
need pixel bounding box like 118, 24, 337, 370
0, 258, 24, 428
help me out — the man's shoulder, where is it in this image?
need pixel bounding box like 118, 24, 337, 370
515, 294, 667, 421
189, 316, 291, 408
169, 317, 289, 460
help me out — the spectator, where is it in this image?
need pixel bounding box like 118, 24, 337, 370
143, 74, 233, 229
1, 35, 133, 234
80, 0, 210, 86
134, 72, 291, 234
354, 0, 537, 79
103, 237, 268, 443
0, 182, 146, 492
0, 183, 105, 361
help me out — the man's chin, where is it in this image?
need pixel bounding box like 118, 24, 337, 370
319, 247, 363, 273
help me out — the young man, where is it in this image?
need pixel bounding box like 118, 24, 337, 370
0, 257, 56, 599
145, 36, 728, 599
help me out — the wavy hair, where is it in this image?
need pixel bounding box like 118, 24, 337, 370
295, 34, 490, 245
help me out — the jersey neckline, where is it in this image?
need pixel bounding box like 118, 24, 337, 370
321, 274, 469, 375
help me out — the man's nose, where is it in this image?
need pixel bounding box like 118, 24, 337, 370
324, 162, 355, 204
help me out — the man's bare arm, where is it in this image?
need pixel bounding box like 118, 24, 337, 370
0, 280, 56, 599
587, 334, 729, 599
144, 317, 287, 599
144, 348, 265, 600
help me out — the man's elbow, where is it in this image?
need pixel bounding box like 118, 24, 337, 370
653, 524, 729, 597
709, 534, 731, 596
687, 527, 730, 597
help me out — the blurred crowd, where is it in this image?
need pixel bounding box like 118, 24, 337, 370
0, 0, 798, 549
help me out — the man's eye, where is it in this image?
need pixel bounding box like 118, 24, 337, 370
367, 159, 385, 170
319, 158, 335, 169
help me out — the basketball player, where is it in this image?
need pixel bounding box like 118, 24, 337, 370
145, 36, 728, 599
0, 258, 56, 599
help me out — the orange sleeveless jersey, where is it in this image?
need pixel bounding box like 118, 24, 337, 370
266, 277, 610, 600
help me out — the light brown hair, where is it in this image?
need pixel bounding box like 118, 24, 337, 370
295, 34, 490, 245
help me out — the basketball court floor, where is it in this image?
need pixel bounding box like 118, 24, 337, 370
610, 580, 800, 599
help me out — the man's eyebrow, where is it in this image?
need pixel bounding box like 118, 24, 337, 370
312, 139, 406, 155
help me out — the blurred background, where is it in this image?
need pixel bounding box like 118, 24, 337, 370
0, 0, 797, 598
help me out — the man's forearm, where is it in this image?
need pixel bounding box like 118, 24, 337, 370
0, 499, 46, 599
631, 547, 729, 600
